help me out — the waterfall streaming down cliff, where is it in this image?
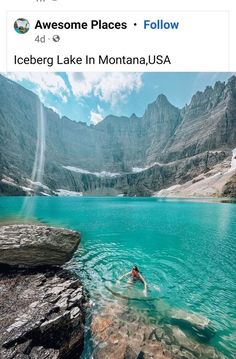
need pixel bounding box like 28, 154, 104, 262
21, 102, 46, 218
231, 148, 236, 170
31, 102, 46, 186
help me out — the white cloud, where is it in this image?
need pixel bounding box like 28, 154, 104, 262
67, 72, 143, 106
47, 105, 61, 116
90, 105, 104, 125
4, 72, 69, 102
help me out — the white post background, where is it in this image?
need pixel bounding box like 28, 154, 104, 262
0, 0, 235, 72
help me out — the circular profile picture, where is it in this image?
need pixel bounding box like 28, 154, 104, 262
14, 18, 30, 34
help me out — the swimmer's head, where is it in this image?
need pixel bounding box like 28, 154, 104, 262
132, 265, 139, 272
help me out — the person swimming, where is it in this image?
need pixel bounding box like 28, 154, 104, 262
117, 265, 148, 296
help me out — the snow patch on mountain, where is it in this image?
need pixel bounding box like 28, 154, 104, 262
230, 148, 236, 170
21, 186, 33, 193
1, 177, 17, 186
55, 189, 83, 196
132, 161, 162, 173
132, 167, 146, 173
27, 179, 49, 190
63, 166, 120, 177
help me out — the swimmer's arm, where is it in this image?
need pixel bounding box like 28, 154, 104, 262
139, 274, 148, 292
117, 272, 131, 282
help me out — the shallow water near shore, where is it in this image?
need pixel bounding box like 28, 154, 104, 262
0, 196, 236, 358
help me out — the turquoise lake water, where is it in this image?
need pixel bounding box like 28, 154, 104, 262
0, 196, 236, 358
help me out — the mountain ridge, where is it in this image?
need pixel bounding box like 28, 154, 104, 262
0, 74, 235, 196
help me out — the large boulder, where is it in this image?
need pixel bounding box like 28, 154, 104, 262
0, 224, 80, 267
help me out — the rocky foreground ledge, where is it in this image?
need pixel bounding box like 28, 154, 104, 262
0, 224, 87, 359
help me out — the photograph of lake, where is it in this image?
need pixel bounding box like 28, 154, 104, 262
0, 72, 236, 359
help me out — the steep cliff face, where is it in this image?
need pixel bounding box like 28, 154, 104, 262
0, 76, 39, 179
95, 114, 142, 171
142, 94, 182, 164
163, 77, 236, 162
0, 74, 235, 196
45, 113, 110, 172
95, 94, 181, 169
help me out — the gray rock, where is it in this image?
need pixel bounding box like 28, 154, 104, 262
168, 326, 226, 359
222, 173, 236, 197
0, 268, 87, 359
170, 309, 215, 340
91, 302, 226, 359
0, 224, 86, 358
0, 224, 80, 267
70, 306, 81, 319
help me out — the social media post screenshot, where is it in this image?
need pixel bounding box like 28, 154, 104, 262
5, 11, 230, 71
0, 1, 236, 359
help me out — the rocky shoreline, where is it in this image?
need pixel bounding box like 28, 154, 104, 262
0, 267, 87, 358
0, 224, 88, 359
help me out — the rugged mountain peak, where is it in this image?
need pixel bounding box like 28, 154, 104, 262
189, 87, 212, 106
226, 75, 236, 87
144, 93, 179, 120
147, 93, 177, 113
224, 75, 236, 100
187, 80, 227, 113
214, 80, 225, 91
155, 93, 169, 104
188, 76, 235, 110
130, 113, 138, 119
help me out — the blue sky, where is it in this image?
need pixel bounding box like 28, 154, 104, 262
4, 72, 234, 125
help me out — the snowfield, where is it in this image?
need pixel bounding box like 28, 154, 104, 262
63, 166, 120, 177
